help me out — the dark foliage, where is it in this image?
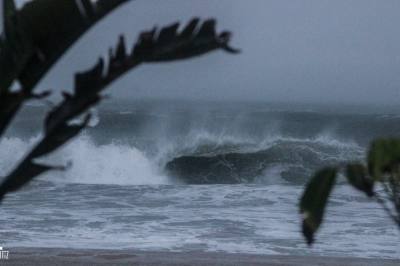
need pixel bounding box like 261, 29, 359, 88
0, 0, 131, 137
300, 139, 400, 245
0, 0, 239, 202
346, 163, 374, 197
299, 168, 337, 245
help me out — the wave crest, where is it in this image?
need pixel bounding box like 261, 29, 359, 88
0, 132, 363, 185
0, 136, 169, 185
164, 132, 363, 184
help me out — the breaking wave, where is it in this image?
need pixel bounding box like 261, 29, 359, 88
163, 132, 364, 184
0, 135, 168, 185
0, 131, 364, 185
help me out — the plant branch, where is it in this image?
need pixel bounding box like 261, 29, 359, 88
0, 18, 239, 202
374, 192, 400, 229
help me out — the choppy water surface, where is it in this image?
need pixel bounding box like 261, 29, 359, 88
0, 100, 399, 258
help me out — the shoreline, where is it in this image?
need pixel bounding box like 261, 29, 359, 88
1, 248, 399, 266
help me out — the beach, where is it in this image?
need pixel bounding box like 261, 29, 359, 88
2, 102, 400, 263
2, 248, 400, 266
2, 0, 400, 263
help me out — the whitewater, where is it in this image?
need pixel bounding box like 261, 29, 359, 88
0, 100, 399, 258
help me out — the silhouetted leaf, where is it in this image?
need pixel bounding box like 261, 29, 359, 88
0, 162, 53, 200
32, 116, 91, 158
46, 19, 239, 133
346, 163, 374, 197
0, 16, 239, 202
300, 168, 337, 245
0, 0, 33, 91
17, 0, 131, 91
132, 18, 240, 62
0, 115, 90, 201
368, 139, 400, 181
0, 0, 130, 137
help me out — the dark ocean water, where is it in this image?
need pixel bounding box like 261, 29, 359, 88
0, 100, 399, 258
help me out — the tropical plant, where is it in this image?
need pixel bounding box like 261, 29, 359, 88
300, 138, 400, 245
0, 0, 239, 202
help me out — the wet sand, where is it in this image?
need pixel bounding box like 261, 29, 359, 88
1, 248, 399, 266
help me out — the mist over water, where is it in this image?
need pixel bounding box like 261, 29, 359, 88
5, 100, 399, 185
2, 100, 375, 185
1, 100, 399, 257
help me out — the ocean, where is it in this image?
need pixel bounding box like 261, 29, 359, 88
0, 100, 399, 258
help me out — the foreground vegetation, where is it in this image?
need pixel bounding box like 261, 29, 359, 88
300, 138, 400, 244
0, 0, 238, 201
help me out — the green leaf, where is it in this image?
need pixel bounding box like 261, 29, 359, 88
300, 167, 337, 245
368, 139, 400, 181
346, 163, 374, 197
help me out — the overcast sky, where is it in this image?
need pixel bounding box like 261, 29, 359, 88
5, 0, 400, 104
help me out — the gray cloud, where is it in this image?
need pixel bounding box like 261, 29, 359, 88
5, 0, 400, 104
